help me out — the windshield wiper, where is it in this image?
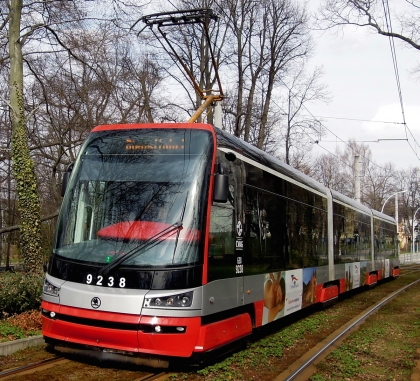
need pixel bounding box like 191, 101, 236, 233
98, 221, 183, 276
171, 191, 188, 264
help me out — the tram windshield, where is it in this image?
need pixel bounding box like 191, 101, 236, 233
54, 128, 214, 268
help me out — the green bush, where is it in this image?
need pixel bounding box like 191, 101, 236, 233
0, 272, 44, 316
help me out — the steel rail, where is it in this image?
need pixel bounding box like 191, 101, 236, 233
0, 356, 65, 379
0, 356, 167, 381
132, 372, 168, 381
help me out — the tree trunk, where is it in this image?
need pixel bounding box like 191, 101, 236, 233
9, 0, 42, 274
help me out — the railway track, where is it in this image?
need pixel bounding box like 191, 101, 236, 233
274, 267, 420, 381
0, 357, 68, 380
0, 355, 167, 380
400, 264, 420, 276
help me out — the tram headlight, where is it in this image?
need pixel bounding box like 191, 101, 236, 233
154, 298, 162, 306
43, 279, 60, 297
144, 291, 193, 308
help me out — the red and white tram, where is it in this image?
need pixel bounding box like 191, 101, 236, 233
42, 122, 399, 367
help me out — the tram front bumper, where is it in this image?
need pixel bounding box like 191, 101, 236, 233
41, 301, 201, 358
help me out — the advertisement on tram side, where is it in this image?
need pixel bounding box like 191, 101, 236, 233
262, 267, 317, 325
345, 262, 361, 290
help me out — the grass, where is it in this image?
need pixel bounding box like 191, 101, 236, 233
0, 324, 28, 341
0, 310, 42, 343
310, 278, 420, 381
177, 312, 333, 381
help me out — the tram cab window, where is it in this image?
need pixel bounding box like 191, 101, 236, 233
208, 151, 238, 281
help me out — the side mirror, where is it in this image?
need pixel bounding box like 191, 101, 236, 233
213, 173, 229, 203
61, 163, 74, 197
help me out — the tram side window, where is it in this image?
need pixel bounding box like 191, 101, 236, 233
375, 225, 397, 259
353, 221, 371, 261
334, 216, 371, 263
287, 201, 328, 268
243, 185, 328, 274
332, 205, 372, 264
243, 186, 277, 273
375, 228, 386, 259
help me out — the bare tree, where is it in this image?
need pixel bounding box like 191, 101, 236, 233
7, 0, 43, 273
337, 139, 399, 209
220, 0, 313, 149
315, 0, 420, 74
363, 161, 396, 211
311, 150, 350, 195
147, 0, 317, 151
24, 27, 168, 207
286, 148, 314, 176
2, 0, 147, 273
280, 66, 330, 165
219, 0, 261, 139
395, 167, 420, 232
311, 139, 399, 209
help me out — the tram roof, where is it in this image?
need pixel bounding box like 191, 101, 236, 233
330, 189, 372, 215
372, 209, 397, 224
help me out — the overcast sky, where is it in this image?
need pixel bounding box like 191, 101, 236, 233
306, 23, 420, 171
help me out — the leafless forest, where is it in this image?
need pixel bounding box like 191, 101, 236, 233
1, 0, 419, 271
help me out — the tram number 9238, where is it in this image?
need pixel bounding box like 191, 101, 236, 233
86, 274, 126, 288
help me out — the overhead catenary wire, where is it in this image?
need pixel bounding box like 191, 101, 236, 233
381, 0, 406, 127
380, 0, 420, 160
269, 95, 384, 175
272, 55, 420, 165
300, 115, 405, 124
235, 67, 382, 174
243, 58, 394, 174
270, 44, 419, 165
